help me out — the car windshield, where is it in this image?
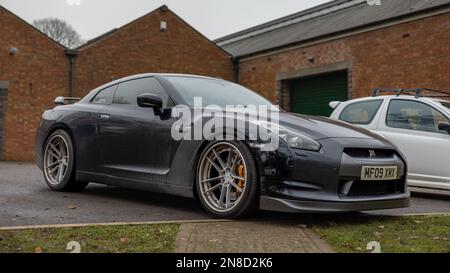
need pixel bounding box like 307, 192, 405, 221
166, 76, 274, 108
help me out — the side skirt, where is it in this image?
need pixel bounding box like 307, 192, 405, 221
76, 171, 195, 199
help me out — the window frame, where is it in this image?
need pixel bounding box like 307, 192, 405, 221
385, 99, 449, 134
90, 84, 118, 105
112, 76, 174, 107
437, 101, 450, 110
338, 99, 383, 125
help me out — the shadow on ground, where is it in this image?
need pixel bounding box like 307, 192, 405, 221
1, 161, 449, 227
80, 185, 403, 226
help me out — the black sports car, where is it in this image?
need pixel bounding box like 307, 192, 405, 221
36, 74, 410, 218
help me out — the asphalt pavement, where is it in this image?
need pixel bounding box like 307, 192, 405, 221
1, 162, 449, 227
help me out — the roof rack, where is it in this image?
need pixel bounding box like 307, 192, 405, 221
372, 88, 450, 99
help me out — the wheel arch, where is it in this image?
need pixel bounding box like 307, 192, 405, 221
44, 123, 75, 151
193, 139, 262, 218
43, 123, 77, 171
192, 131, 262, 200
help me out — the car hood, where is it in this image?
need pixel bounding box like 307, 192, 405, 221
193, 108, 391, 144
278, 112, 386, 141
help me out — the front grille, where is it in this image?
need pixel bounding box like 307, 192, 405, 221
344, 179, 405, 196
344, 148, 395, 159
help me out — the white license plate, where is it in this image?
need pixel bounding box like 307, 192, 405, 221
361, 166, 398, 181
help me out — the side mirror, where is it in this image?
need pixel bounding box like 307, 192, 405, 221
329, 101, 341, 110
137, 93, 163, 109
438, 122, 450, 134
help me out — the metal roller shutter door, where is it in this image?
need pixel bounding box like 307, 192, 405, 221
290, 71, 348, 117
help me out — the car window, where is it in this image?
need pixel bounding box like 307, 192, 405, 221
165, 76, 274, 108
339, 100, 383, 124
91, 85, 117, 105
386, 100, 449, 134
113, 77, 173, 106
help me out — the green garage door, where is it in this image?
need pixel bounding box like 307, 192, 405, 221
290, 71, 348, 117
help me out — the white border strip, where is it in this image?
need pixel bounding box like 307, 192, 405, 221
0, 219, 232, 231
2, 213, 450, 231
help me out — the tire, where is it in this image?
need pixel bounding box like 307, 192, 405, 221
196, 141, 259, 219
42, 129, 88, 192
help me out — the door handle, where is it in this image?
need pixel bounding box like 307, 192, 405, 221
98, 114, 110, 120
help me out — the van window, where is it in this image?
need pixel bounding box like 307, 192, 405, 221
387, 100, 449, 134
339, 100, 383, 124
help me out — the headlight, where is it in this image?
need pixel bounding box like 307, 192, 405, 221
278, 127, 321, 151
257, 121, 321, 152
42, 110, 49, 119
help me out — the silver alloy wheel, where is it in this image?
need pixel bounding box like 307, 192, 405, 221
43, 134, 70, 185
198, 142, 248, 213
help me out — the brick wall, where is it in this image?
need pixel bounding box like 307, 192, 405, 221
75, 7, 233, 97
0, 86, 7, 160
1, 5, 448, 161
238, 12, 450, 107
0, 6, 232, 161
0, 7, 69, 161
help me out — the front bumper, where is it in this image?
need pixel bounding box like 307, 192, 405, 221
260, 195, 410, 213
254, 137, 411, 213
35, 127, 46, 171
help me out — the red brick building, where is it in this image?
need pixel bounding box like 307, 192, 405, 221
74, 6, 232, 98
0, 5, 232, 161
0, 6, 69, 161
1, 0, 450, 161
217, 0, 450, 116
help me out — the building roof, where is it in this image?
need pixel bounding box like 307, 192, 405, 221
77, 5, 230, 56
216, 0, 450, 58
0, 5, 67, 49
76, 5, 169, 50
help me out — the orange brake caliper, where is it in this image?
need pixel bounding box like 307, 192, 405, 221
236, 161, 246, 197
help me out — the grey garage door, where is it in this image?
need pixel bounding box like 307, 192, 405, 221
0, 83, 7, 160
290, 71, 348, 117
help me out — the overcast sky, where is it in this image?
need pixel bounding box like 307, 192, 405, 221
0, 0, 330, 41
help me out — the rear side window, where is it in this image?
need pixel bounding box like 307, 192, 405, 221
386, 100, 449, 134
339, 100, 383, 124
113, 77, 172, 106
91, 85, 117, 105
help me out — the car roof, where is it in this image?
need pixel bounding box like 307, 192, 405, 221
342, 95, 448, 104
79, 73, 225, 103
432, 98, 450, 104
333, 95, 450, 115
102, 73, 223, 89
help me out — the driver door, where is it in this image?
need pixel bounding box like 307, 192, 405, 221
96, 77, 176, 183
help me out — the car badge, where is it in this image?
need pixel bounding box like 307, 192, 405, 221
369, 150, 376, 158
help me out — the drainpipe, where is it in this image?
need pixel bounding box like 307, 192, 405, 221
232, 57, 240, 83
65, 49, 79, 97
